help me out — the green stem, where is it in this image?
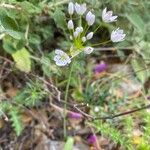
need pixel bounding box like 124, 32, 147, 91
93, 23, 102, 34
91, 40, 111, 47
63, 63, 74, 139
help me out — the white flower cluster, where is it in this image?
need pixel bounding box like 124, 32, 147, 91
54, 2, 126, 66
67, 2, 95, 45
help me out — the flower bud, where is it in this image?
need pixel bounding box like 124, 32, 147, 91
73, 31, 79, 38
86, 11, 95, 26
67, 20, 74, 29
82, 37, 86, 42
87, 134, 97, 144
68, 2, 74, 15
75, 26, 83, 33
86, 32, 94, 40
93, 61, 107, 74
75, 3, 86, 15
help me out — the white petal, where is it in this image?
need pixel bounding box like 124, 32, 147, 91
68, 20, 74, 29
84, 47, 94, 54
111, 28, 126, 42
54, 55, 60, 61
75, 26, 83, 33
55, 49, 64, 55
86, 32, 94, 40
68, 2, 74, 15
75, 3, 86, 15
73, 31, 79, 38
86, 11, 95, 26
102, 8, 118, 23
82, 37, 86, 42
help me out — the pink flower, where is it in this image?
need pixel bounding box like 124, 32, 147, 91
68, 112, 83, 119
87, 134, 97, 144
93, 61, 107, 74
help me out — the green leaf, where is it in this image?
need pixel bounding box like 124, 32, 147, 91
52, 8, 67, 30
9, 107, 23, 136
63, 137, 74, 150
5, 30, 22, 39
126, 13, 145, 32
0, 14, 18, 31
12, 48, 31, 73
0, 14, 22, 39
131, 58, 149, 84
20, 1, 41, 14
3, 38, 16, 54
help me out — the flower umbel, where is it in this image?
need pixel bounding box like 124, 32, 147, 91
102, 7, 118, 23
54, 49, 71, 66
111, 28, 126, 42
54, 2, 126, 66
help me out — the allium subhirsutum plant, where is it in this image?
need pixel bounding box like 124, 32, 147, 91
54, 2, 126, 67
56, 1, 126, 138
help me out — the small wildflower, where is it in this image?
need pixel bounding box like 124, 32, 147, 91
93, 61, 107, 73
111, 28, 126, 42
75, 26, 83, 33
86, 11, 95, 26
67, 20, 74, 29
75, 3, 87, 15
94, 106, 99, 112
54, 49, 71, 66
68, 112, 83, 119
147, 96, 150, 100
84, 46, 94, 54
68, 2, 74, 15
86, 32, 94, 40
82, 36, 86, 42
102, 7, 118, 23
73, 31, 79, 38
87, 134, 97, 144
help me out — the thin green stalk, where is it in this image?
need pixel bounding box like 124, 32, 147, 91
63, 63, 74, 139
91, 40, 111, 47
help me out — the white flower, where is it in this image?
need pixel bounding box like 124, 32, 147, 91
86, 11, 95, 26
94, 106, 99, 112
84, 47, 94, 54
75, 3, 86, 15
75, 26, 83, 33
111, 28, 126, 42
54, 49, 71, 66
82, 37, 86, 42
70, 35, 73, 40
68, 20, 74, 29
68, 2, 74, 15
86, 32, 94, 40
73, 31, 79, 38
102, 7, 118, 23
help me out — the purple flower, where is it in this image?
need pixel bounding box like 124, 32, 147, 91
147, 96, 150, 100
87, 134, 97, 144
68, 112, 83, 119
93, 61, 107, 74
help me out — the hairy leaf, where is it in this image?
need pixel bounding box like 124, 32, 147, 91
12, 48, 31, 73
